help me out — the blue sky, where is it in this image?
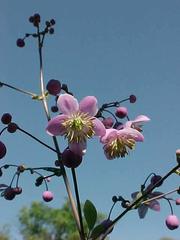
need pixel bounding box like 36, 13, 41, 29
0, 0, 180, 239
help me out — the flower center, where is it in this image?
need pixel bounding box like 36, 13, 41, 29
104, 137, 135, 159
62, 112, 95, 142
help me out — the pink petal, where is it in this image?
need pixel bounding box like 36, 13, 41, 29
57, 94, 79, 115
79, 96, 98, 116
92, 118, 106, 137
148, 200, 160, 211
46, 115, 68, 136
118, 127, 144, 142
69, 141, 87, 156
100, 129, 118, 143
134, 115, 150, 123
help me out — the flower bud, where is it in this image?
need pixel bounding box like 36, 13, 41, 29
175, 198, 180, 205
165, 215, 179, 230
150, 175, 163, 187
7, 122, 18, 133
129, 95, 137, 103
100, 219, 114, 235
115, 107, 128, 119
0, 141, 7, 159
1, 113, 12, 124
42, 191, 54, 202
16, 39, 25, 48
62, 149, 82, 168
46, 79, 61, 96
4, 187, 16, 200
102, 117, 114, 129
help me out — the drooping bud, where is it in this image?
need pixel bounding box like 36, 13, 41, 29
7, 122, 18, 133
16, 38, 25, 48
129, 94, 137, 103
4, 187, 16, 200
62, 149, 82, 168
102, 117, 114, 129
46, 79, 61, 96
42, 191, 54, 202
115, 107, 128, 119
0, 141, 7, 159
175, 198, 180, 205
150, 175, 163, 187
1, 113, 12, 125
165, 215, 179, 230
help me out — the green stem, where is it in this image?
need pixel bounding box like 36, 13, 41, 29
71, 168, 85, 240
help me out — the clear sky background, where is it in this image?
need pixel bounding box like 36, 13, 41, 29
0, 0, 180, 240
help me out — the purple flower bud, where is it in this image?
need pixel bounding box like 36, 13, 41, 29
115, 107, 128, 119
7, 122, 18, 133
4, 187, 16, 200
165, 215, 179, 230
129, 95, 137, 103
50, 19, 56, 25
46, 79, 61, 96
42, 191, 54, 202
16, 39, 25, 48
101, 219, 114, 234
150, 175, 163, 187
0, 141, 7, 159
29, 16, 34, 23
102, 117, 114, 129
1, 113, 12, 125
49, 28, 54, 34
62, 149, 82, 168
175, 198, 180, 205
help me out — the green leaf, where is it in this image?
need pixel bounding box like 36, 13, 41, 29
83, 200, 97, 231
90, 224, 104, 239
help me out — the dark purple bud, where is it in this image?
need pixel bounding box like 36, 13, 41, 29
7, 122, 18, 133
101, 219, 114, 234
50, 19, 56, 25
16, 39, 25, 48
62, 149, 82, 168
150, 175, 163, 187
29, 16, 34, 23
4, 187, 16, 200
13, 187, 22, 195
45, 21, 51, 27
165, 215, 179, 230
42, 191, 54, 202
115, 107, 128, 119
0, 141, 7, 159
1, 113, 12, 125
112, 196, 118, 203
33, 13, 41, 26
49, 28, 54, 34
46, 79, 61, 96
51, 106, 59, 113
129, 94, 137, 103
102, 117, 114, 129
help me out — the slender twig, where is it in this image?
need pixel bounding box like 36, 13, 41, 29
36, 25, 82, 237
0, 81, 37, 98
71, 168, 85, 240
97, 164, 180, 240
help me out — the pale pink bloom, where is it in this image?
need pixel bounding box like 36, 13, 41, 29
100, 127, 144, 159
125, 115, 150, 131
46, 94, 106, 155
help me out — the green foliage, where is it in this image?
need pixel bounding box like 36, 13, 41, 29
18, 200, 105, 240
83, 200, 97, 231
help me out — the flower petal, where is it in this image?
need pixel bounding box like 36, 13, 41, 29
148, 200, 160, 211
57, 94, 79, 115
92, 118, 106, 137
100, 129, 118, 143
118, 127, 144, 142
79, 96, 98, 116
138, 204, 148, 219
69, 141, 87, 156
46, 115, 67, 136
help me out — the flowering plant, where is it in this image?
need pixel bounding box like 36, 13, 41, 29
0, 13, 179, 239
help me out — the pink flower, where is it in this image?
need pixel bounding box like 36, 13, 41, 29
100, 127, 144, 159
125, 115, 150, 132
46, 94, 106, 155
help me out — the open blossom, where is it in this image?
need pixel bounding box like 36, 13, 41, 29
131, 189, 162, 219
100, 127, 144, 159
100, 115, 149, 159
46, 94, 106, 155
